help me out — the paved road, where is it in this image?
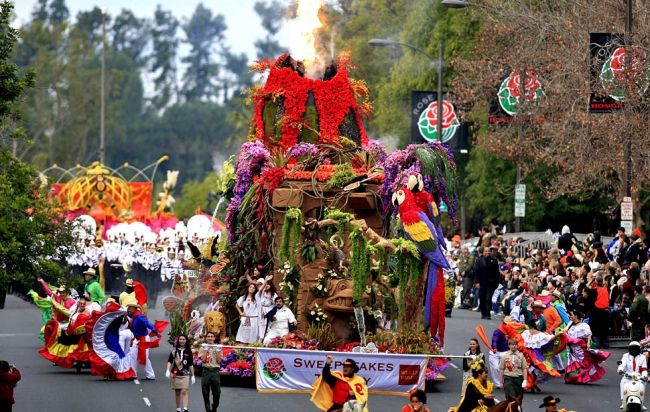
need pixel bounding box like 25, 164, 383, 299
0, 294, 628, 411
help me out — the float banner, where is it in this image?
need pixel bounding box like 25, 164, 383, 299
255, 348, 428, 395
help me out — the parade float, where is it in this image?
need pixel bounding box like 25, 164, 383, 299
164, 41, 459, 387
42, 157, 181, 235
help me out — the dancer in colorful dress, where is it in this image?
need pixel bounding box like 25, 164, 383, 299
564, 309, 610, 384
89, 309, 136, 380
448, 359, 495, 412
39, 294, 93, 369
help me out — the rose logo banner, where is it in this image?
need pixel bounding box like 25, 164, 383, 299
255, 347, 428, 395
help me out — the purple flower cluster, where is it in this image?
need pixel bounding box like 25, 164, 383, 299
364, 139, 387, 164
425, 358, 450, 381
226, 141, 271, 238
379, 143, 456, 217
219, 349, 255, 378
289, 143, 320, 158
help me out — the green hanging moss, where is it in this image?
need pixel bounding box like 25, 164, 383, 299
350, 228, 370, 305
324, 208, 354, 237
326, 163, 357, 189
396, 252, 408, 319
279, 208, 303, 266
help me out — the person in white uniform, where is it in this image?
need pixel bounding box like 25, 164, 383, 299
263, 296, 296, 344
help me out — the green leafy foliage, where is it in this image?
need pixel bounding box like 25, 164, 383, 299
326, 163, 357, 189
0, 1, 74, 289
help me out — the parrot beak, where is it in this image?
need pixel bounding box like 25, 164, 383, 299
391, 192, 398, 207
406, 175, 418, 191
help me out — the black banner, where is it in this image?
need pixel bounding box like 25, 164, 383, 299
410, 91, 467, 150
589, 32, 624, 113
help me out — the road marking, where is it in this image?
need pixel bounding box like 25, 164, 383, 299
448, 361, 459, 370
0, 333, 33, 337
143, 397, 151, 407
134, 378, 140, 385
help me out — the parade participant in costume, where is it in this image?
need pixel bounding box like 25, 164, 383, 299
310, 356, 368, 412
461, 339, 483, 392
520, 316, 566, 393
530, 300, 548, 332
255, 274, 277, 341
499, 338, 528, 400
617, 341, 647, 409
542, 294, 563, 334
199, 332, 222, 412
37, 278, 76, 323
89, 309, 136, 380
235, 283, 260, 343
564, 309, 610, 384
127, 301, 164, 380
83, 268, 105, 305
263, 296, 297, 344
119, 278, 148, 313
0, 361, 21, 412
448, 359, 495, 412
539, 396, 564, 412
39, 294, 93, 369
488, 317, 513, 389
401, 389, 430, 412
165, 334, 195, 412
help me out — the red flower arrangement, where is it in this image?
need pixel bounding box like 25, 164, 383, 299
251, 53, 369, 151
255, 166, 285, 218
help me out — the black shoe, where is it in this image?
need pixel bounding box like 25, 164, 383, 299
481, 316, 491, 320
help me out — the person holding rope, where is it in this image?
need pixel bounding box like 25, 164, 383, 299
311, 355, 368, 412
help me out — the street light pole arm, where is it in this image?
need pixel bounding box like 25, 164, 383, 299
367, 38, 436, 62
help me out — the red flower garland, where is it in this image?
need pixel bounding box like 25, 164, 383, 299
251, 54, 369, 151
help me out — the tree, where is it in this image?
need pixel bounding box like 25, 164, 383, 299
181, 3, 227, 101
0, 1, 73, 290
0, 1, 35, 149
150, 5, 179, 110
452, 1, 650, 228
254, 0, 285, 60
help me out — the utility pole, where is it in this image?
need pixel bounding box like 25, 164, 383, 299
623, 0, 632, 201
99, 8, 107, 165
514, 70, 526, 233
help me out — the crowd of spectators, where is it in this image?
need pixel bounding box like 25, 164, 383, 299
448, 225, 650, 347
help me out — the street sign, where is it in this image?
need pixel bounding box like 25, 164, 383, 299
514, 184, 526, 217
621, 200, 633, 221
621, 220, 633, 234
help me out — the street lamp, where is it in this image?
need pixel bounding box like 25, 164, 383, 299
99, 7, 108, 165
441, 0, 470, 8
368, 38, 445, 145
444, 0, 527, 232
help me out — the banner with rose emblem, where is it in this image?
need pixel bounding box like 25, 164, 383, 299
589, 32, 625, 112
411, 91, 460, 144
255, 348, 428, 395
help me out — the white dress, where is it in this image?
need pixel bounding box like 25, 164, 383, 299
235, 296, 260, 343
257, 284, 278, 340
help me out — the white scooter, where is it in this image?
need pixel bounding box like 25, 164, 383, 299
620, 366, 646, 412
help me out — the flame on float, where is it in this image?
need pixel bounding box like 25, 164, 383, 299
289, 0, 324, 78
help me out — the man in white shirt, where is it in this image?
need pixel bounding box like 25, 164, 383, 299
618, 341, 647, 409
263, 296, 297, 344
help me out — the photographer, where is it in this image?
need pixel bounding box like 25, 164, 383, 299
0, 360, 21, 412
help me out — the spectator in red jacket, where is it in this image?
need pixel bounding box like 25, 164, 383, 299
0, 360, 21, 412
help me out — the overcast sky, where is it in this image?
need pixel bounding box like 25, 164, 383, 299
13, 0, 293, 60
